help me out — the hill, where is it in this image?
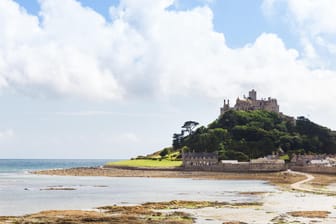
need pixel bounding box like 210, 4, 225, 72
178, 110, 336, 161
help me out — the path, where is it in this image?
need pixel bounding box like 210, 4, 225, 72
288, 170, 336, 195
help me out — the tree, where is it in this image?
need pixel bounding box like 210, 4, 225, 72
182, 121, 199, 135
172, 121, 200, 149
172, 110, 336, 160
172, 133, 183, 149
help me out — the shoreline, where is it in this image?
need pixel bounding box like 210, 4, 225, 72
32, 166, 306, 189
32, 166, 336, 194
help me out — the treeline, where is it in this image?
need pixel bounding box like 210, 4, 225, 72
178, 110, 336, 161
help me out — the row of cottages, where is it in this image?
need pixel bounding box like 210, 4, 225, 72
288, 154, 336, 174
182, 152, 286, 172
182, 152, 218, 167
290, 154, 336, 167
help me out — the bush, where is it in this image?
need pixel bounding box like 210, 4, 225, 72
159, 147, 171, 157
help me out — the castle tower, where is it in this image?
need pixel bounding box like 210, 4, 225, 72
223, 99, 230, 111
220, 99, 231, 115
248, 89, 257, 101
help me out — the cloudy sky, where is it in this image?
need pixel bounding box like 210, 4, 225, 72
0, 0, 336, 159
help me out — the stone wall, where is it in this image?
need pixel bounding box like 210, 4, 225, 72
289, 165, 336, 174
185, 163, 336, 174
183, 162, 286, 172
249, 162, 286, 172
182, 152, 286, 172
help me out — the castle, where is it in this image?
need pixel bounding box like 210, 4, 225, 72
220, 89, 279, 115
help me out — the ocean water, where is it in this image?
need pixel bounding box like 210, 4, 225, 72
0, 159, 276, 216
0, 159, 111, 174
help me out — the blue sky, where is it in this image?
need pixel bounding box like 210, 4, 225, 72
1, 0, 336, 158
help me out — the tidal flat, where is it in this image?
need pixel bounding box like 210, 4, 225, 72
1, 167, 336, 223
2, 192, 336, 223
0, 200, 262, 224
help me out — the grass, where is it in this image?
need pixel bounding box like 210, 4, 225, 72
106, 159, 182, 168
279, 154, 289, 160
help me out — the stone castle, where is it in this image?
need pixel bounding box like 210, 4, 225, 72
220, 89, 279, 115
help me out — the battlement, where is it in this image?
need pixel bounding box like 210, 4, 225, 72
220, 89, 280, 115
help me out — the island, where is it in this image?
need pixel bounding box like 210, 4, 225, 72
5, 90, 336, 224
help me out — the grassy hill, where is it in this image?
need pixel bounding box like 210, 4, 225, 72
107, 110, 336, 167
179, 110, 336, 161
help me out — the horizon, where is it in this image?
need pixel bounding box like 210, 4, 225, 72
1, 0, 336, 159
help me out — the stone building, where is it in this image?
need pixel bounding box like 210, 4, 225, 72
220, 89, 280, 115
290, 154, 336, 167
289, 154, 336, 174
182, 152, 218, 168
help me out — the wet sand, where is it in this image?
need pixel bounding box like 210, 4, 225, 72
32, 167, 306, 189
33, 166, 336, 191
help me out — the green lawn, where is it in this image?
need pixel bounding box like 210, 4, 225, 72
279, 154, 289, 160
105, 159, 182, 168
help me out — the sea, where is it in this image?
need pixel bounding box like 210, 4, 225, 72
0, 159, 276, 216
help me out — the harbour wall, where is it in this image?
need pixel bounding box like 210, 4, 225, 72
183, 162, 286, 172
289, 165, 336, 174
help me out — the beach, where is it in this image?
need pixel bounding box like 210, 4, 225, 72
1, 166, 336, 223
32, 166, 307, 188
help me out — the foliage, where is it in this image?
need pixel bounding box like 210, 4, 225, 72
173, 121, 199, 149
159, 147, 171, 157
179, 110, 336, 160
181, 121, 199, 135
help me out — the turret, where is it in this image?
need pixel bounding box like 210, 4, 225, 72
248, 89, 257, 101
220, 98, 231, 115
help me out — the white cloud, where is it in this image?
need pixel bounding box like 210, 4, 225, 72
262, 0, 336, 68
0, 0, 131, 100
0, 0, 336, 128
262, 0, 336, 34
285, 0, 336, 35
0, 129, 14, 139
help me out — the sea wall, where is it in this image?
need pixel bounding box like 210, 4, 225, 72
289, 165, 336, 174
183, 162, 286, 172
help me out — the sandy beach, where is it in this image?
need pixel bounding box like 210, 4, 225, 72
2, 167, 336, 223
32, 167, 307, 188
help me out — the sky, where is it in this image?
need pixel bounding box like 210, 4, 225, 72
1, 0, 336, 159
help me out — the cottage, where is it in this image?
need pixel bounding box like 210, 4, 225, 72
182, 152, 218, 168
